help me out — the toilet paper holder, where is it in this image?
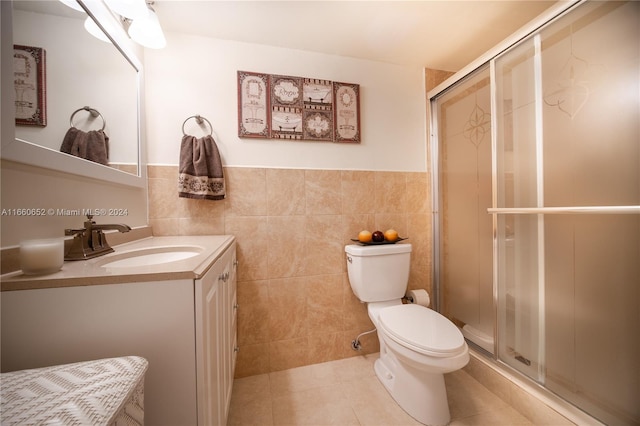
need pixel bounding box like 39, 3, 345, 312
405, 289, 430, 307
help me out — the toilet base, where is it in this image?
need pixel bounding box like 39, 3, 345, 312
374, 352, 451, 426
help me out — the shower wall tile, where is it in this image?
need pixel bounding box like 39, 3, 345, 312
425, 68, 455, 92
268, 277, 308, 341
178, 217, 225, 235
340, 171, 376, 214
374, 172, 407, 213
225, 167, 267, 216
235, 342, 271, 377
374, 212, 407, 233
304, 215, 343, 276
341, 213, 376, 254
307, 331, 344, 365
225, 216, 268, 281
148, 178, 178, 219
148, 218, 179, 235
267, 215, 306, 278
406, 171, 430, 214
177, 196, 225, 218
147, 164, 177, 179
147, 164, 431, 377
269, 337, 309, 372
266, 168, 305, 216
305, 169, 342, 215
307, 274, 343, 335
407, 213, 431, 292
237, 280, 270, 345
342, 274, 374, 331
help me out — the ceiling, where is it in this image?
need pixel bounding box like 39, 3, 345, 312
16, 0, 559, 71
153, 0, 559, 71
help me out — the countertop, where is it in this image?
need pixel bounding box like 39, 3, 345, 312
0, 235, 235, 291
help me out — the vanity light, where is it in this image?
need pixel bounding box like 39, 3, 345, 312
84, 16, 112, 43
127, 4, 166, 49
104, 0, 149, 21
58, 0, 84, 12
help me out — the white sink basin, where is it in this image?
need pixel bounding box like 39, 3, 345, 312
97, 245, 203, 268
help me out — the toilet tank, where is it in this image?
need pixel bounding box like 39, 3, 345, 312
345, 243, 412, 302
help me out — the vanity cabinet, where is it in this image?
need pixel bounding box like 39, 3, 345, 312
1, 240, 237, 426
195, 239, 238, 426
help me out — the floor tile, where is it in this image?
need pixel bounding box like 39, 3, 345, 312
228, 353, 546, 426
227, 374, 273, 426
450, 406, 533, 425
270, 360, 342, 396
272, 385, 360, 426
445, 369, 508, 419
342, 375, 422, 425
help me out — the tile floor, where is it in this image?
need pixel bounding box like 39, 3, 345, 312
228, 353, 534, 425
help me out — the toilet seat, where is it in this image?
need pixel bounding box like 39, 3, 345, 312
378, 304, 466, 357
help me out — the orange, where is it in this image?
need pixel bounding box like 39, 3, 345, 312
358, 230, 373, 243
384, 229, 399, 242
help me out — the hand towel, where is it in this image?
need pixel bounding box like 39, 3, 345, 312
178, 134, 226, 200
60, 127, 109, 166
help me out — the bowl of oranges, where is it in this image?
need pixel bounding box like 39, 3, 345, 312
351, 229, 407, 245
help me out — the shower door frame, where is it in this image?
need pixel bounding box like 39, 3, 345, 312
429, 0, 581, 359
430, 1, 640, 424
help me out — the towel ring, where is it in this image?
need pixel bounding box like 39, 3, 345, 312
182, 115, 213, 136
69, 106, 106, 131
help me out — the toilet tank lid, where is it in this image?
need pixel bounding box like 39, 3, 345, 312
345, 243, 412, 256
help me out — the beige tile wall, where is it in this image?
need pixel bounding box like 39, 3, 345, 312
148, 165, 432, 377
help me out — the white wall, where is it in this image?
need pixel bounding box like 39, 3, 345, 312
145, 31, 427, 172
13, 9, 138, 165
1, 3, 147, 249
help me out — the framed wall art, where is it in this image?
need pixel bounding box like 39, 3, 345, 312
334, 82, 360, 143
302, 78, 334, 142
238, 70, 360, 143
14, 45, 47, 127
271, 75, 303, 140
237, 71, 270, 138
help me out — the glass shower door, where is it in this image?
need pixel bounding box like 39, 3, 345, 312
493, 1, 640, 424
493, 33, 546, 382
435, 65, 495, 354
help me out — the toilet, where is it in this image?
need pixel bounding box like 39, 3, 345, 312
345, 243, 469, 426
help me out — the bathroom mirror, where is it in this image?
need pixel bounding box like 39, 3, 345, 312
2, 0, 144, 187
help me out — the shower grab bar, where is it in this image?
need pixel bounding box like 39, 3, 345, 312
488, 206, 640, 215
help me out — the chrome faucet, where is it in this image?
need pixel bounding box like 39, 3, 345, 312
64, 215, 131, 260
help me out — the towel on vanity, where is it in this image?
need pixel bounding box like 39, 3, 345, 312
60, 127, 109, 166
178, 134, 226, 200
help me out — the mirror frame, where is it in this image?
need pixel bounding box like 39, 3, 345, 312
1, 0, 146, 188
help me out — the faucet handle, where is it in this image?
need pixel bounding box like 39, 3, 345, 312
65, 228, 86, 236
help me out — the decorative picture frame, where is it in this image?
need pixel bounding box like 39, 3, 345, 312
302, 78, 334, 142
237, 71, 270, 138
238, 70, 360, 143
14, 45, 47, 127
333, 82, 360, 143
271, 75, 303, 140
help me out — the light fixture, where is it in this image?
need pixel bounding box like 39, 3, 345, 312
127, 4, 166, 49
104, 0, 149, 21
58, 0, 84, 12
84, 16, 112, 43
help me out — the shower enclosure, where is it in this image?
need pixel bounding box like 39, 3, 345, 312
431, 1, 639, 425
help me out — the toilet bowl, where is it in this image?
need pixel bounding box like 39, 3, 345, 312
370, 301, 469, 426
345, 244, 469, 426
